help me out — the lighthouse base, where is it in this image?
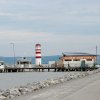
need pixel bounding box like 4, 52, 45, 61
36, 58, 41, 65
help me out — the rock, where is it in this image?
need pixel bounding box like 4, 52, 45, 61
44, 82, 49, 87
0, 90, 3, 93
37, 82, 44, 89
9, 88, 21, 97
33, 87, 39, 91
1, 90, 10, 97
69, 74, 75, 79
1, 88, 21, 99
0, 95, 6, 100
19, 87, 32, 95
58, 78, 65, 83
47, 79, 56, 85
8, 95, 15, 99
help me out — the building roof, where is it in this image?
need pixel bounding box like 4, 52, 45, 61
63, 52, 96, 56
17, 57, 31, 63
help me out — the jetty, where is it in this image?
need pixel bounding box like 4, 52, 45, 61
0, 65, 97, 73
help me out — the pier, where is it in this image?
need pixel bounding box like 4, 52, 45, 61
0, 67, 97, 73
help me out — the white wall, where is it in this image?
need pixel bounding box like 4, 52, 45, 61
36, 58, 42, 65
64, 59, 95, 68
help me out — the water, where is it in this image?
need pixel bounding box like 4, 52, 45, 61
0, 55, 62, 90
0, 72, 66, 90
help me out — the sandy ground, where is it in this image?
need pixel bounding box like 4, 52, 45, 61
12, 72, 100, 100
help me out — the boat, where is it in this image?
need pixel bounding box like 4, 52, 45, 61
0, 61, 5, 72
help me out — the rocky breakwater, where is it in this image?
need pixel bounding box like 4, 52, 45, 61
0, 69, 100, 100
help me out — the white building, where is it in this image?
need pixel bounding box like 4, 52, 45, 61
17, 57, 32, 68
60, 52, 96, 68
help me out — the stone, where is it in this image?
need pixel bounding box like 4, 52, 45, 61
19, 87, 32, 95
9, 88, 21, 97
8, 95, 15, 99
0, 95, 6, 100
59, 78, 65, 82
1, 90, 10, 97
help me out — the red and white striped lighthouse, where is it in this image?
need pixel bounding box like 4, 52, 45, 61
35, 43, 42, 65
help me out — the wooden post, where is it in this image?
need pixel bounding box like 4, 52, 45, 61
48, 68, 50, 72
54, 68, 56, 72
42, 69, 44, 72
17, 69, 18, 72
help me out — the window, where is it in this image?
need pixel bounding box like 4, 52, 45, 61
87, 59, 92, 61
65, 59, 72, 61
73, 59, 80, 61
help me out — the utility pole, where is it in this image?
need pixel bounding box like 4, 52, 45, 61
10, 43, 16, 67
95, 45, 98, 66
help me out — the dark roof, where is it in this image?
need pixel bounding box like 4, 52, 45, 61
17, 57, 31, 62
63, 52, 96, 56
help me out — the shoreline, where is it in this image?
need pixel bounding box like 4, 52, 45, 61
0, 70, 100, 100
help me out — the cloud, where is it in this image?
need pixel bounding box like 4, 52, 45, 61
0, 0, 100, 56
0, 0, 100, 22
0, 29, 99, 44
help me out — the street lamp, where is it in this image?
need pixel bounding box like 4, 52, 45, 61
10, 43, 16, 67
96, 46, 97, 64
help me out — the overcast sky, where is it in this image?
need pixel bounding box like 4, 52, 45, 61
0, 0, 100, 57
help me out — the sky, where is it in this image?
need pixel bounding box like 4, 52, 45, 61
0, 0, 100, 57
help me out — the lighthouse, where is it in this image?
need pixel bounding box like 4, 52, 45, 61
35, 44, 42, 65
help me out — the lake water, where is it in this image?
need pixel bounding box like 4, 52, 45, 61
0, 72, 67, 90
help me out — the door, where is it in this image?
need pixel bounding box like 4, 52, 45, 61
81, 60, 85, 68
